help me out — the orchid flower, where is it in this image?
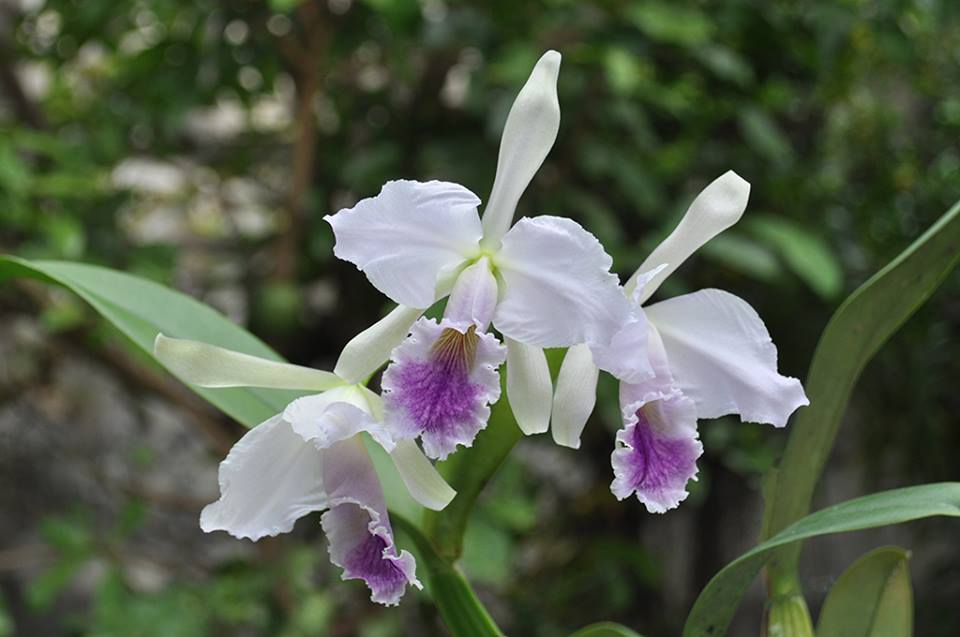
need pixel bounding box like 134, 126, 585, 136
153, 316, 456, 605
325, 51, 636, 459
550, 171, 809, 513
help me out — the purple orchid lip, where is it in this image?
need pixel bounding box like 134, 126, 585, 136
611, 390, 703, 514
383, 318, 505, 460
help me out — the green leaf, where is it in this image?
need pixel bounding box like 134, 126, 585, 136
569, 622, 646, 637
0, 256, 421, 518
0, 257, 298, 427
747, 215, 843, 299
627, 2, 713, 46
762, 200, 960, 585
682, 483, 959, 637
816, 547, 913, 637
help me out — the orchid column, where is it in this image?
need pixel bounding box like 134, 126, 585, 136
326, 51, 639, 459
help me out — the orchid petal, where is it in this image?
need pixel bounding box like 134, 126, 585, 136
155, 334, 341, 390
504, 338, 553, 435
334, 305, 424, 383
494, 215, 631, 348
325, 180, 483, 308
320, 435, 420, 605
612, 386, 702, 514
282, 386, 395, 452
628, 171, 750, 304
646, 289, 808, 427
388, 438, 457, 511
199, 414, 329, 540
550, 344, 599, 449
444, 257, 498, 330
481, 50, 562, 247
589, 308, 654, 384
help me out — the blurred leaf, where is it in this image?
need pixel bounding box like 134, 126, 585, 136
699, 232, 782, 281
748, 215, 843, 299
0, 598, 12, 637
627, 3, 713, 46
817, 547, 913, 637
461, 519, 512, 585
683, 483, 960, 637
28, 558, 86, 611
762, 200, 960, 588
569, 622, 645, 637
603, 48, 649, 95
738, 108, 793, 165
695, 46, 754, 86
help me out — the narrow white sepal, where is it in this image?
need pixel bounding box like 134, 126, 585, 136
480, 50, 562, 247
628, 171, 751, 304
388, 438, 457, 511
155, 334, 342, 390
334, 305, 424, 383
550, 343, 599, 449
505, 338, 552, 435
443, 257, 498, 330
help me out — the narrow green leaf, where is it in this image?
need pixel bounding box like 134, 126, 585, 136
0, 257, 297, 426
0, 256, 421, 517
816, 547, 913, 637
683, 483, 960, 637
569, 621, 646, 637
762, 201, 960, 583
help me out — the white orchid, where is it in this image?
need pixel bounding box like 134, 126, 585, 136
550, 171, 809, 513
154, 324, 456, 605
326, 51, 637, 460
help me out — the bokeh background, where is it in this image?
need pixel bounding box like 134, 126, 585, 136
1, 0, 958, 635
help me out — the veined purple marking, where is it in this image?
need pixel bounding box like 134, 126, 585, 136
617, 406, 699, 505
392, 326, 483, 436
342, 532, 409, 600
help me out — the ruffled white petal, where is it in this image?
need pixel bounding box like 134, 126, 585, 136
200, 414, 329, 540
325, 180, 483, 308
505, 338, 553, 435
334, 305, 424, 384
155, 334, 341, 391
481, 50, 561, 246
550, 344, 599, 449
494, 215, 631, 348
388, 438, 457, 511
628, 171, 750, 304
320, 435, 421, 606
443, 257, 498, 330
282, 386, 396, 452
645, 289, 808, 427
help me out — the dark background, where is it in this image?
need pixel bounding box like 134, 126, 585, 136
0, 0, 958, 635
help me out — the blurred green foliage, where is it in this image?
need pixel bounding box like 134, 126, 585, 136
1, 0, 958, 635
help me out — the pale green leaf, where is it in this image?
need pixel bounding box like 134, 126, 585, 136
683, 483, 959, 637
816, 547, 913, 637
762, 200, 960, 583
